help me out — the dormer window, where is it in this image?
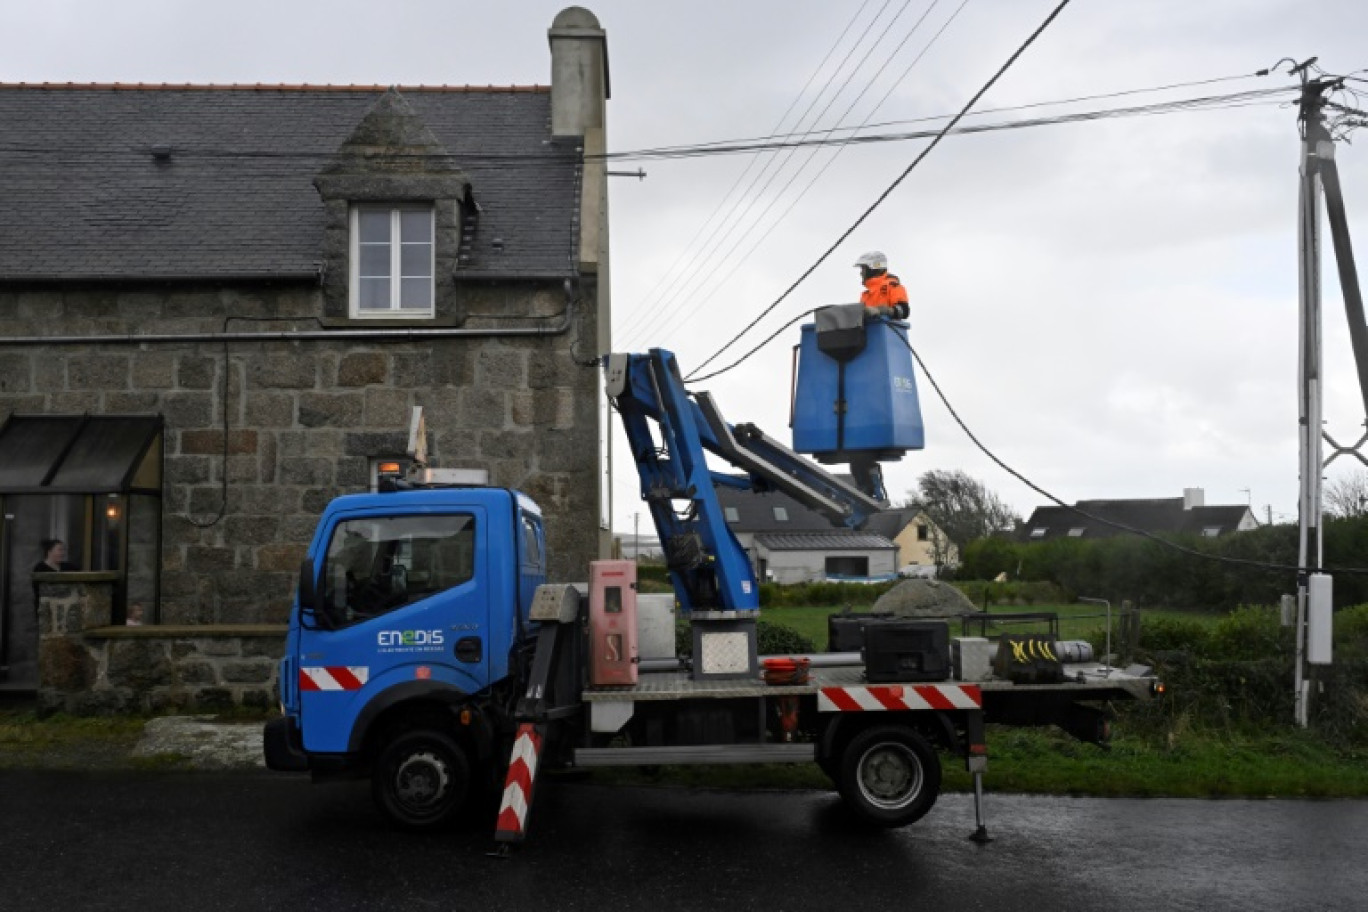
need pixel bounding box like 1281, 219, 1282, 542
351, 205, 435, 317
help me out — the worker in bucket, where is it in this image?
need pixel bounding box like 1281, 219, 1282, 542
854, 250, 910, 319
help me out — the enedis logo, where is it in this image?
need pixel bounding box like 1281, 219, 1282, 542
377, 629, 445, 651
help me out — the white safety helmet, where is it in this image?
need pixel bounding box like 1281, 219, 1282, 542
853, 250, 888, 271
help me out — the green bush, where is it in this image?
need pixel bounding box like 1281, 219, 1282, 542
1335, 603, 1368, 658
758, 580, 898, 609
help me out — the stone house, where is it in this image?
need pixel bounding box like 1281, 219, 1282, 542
0, 8, 612, 694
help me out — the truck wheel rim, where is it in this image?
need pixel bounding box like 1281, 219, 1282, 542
394, 750, 451, 811
857, 742, 922, 810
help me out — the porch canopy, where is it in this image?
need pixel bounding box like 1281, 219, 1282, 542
0, 415, 163, 494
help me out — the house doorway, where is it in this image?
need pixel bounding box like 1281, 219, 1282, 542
0, 415, 164, 692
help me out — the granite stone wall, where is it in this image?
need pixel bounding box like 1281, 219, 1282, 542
36, 578, 286, 714
1, 279, 602, 625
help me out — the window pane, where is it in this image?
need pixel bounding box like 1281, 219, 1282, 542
400, 277, 432, 310
400, 241, 431, 278
359, 277, 391, 310
358, 210, 391, 243
359, 244, 391, 278
400, 209, 433, 243
322, 514, 476, 627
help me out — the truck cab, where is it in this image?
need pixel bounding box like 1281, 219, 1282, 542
266, 483, 546, 826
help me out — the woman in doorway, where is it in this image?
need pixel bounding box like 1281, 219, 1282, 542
32, 538, 74, 607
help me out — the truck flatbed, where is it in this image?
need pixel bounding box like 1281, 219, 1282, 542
580, 663, 1156, 703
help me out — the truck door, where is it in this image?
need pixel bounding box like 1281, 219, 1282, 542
296, 508, 487, 753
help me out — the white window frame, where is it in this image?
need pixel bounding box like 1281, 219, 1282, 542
1030, 527, 1047, 539
773, 506, 789, 522
349, 204, 435, 318
1067, 527, 1085, 537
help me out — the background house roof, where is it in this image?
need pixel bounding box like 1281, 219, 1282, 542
863, 506, 920, 541
713, 484, 837, 533
713, 484, 898, 552
754, 532, 895, 552
1020, 497, 1255, 540
0, 84, 581, 281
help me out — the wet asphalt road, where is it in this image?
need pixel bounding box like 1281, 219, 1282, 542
0, 770, 1363, 912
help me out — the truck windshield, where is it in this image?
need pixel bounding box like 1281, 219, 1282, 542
321, 513, 475, 627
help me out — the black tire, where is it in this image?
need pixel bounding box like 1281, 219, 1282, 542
372, 729, 471, 830
837, 725, 941, 827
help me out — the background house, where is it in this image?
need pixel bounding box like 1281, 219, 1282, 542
1018, 487, 1259, 542
0, 8, 611, 691
713, 485, 897, 583
864, 506, 958, 575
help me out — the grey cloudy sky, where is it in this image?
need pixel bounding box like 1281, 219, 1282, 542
6, 1, 1368, 534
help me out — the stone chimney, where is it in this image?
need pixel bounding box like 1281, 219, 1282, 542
549, 7, 609, 137
1183, 487, 1205, 510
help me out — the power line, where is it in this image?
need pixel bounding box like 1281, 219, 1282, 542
622, 0, 938, 350
668, 85, 1294, 379
603, 72, 1269, 161
624, 0, 966, 352
903, 336, 1368, 575
615, 0, 884, 344
609, 86, 1295, 163
685, 0, 1080, 381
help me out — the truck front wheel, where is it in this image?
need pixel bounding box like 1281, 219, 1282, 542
372, 729, 471, 830
838, 725, 941, 827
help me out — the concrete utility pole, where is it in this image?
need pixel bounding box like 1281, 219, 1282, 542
1290, 59, 1366, 726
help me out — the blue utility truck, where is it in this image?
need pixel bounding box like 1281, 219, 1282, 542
265, 323, 1158, 844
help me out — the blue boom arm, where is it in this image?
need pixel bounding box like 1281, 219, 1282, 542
605, 349, 885, 615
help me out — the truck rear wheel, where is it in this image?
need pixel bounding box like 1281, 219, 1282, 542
837, 725, 940, 827
372, 729, 471, 830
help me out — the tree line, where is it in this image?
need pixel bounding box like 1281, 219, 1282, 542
908, 469, 1368, 610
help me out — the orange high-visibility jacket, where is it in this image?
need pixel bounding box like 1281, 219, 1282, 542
860, 273, 909, 309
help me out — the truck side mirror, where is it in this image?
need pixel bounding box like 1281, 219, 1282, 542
298, 558, 330, 628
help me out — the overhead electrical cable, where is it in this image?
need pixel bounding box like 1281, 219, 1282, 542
626, 0, 962, 351
902, 337, 1368, 575
601, 71, 1271, 160
614, 0, 882, 345
622, 0, 930, 350
685, 0, 1081, 381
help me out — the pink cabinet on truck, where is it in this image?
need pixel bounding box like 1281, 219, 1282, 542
588, 560, 638, 686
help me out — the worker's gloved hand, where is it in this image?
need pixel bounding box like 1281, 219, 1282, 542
864, 305, 893, 321
892, 302, 910, 320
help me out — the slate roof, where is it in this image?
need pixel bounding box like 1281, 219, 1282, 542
1019, 498, 1255, 541
712, 484, 897, 551
863, 506, 920, 541
0, 84, 581, 281
754, 532, 895, 552
714, 484, 836, 533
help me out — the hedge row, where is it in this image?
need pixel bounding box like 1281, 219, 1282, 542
1102, 604, 1368, 746
959, 517, 1368, 610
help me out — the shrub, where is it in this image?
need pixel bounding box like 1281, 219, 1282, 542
1138, 617, 1213, 656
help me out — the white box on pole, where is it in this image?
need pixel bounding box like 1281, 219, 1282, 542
1307, 573, 1333, 665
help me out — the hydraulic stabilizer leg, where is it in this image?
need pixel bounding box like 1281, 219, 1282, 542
966, 709, 992, 843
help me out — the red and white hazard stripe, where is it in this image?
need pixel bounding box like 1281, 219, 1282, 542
818, 683, 981, 713
298, 666, 369, 692
495, 723, 544, 843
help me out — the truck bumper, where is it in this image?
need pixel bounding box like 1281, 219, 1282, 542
263, 717, 310, 772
